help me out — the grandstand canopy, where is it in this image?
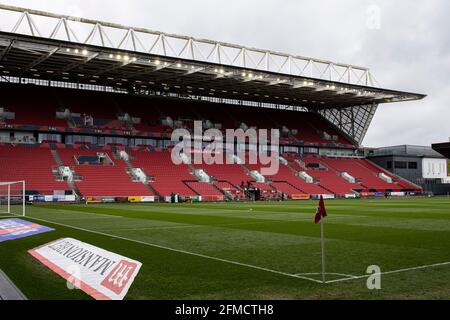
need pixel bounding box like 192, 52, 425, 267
0, 4, 426, 144
432, 143, 450, 159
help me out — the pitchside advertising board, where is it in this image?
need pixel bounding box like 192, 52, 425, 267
0, 218, 54, 242
29, 238, 142, 300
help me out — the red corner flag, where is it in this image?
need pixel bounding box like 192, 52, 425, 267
314, 195, 327, 224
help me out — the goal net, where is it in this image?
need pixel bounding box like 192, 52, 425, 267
0, 181, 26, 216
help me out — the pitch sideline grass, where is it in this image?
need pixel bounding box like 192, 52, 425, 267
0, 197, 449, 299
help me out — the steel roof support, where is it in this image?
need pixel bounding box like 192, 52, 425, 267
0, 3, 375, 86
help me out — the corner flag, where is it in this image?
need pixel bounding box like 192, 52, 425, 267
314, 195, 327, 224
314, 195, 328, 283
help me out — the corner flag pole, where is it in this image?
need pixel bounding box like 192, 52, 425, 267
320, 217, 326, 284
315, 195, 327, 284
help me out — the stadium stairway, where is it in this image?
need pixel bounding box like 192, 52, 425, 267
57, 149, 154, 197
130, 151, 199, 197
113, 151, 162, 198
51, 149, 82, 197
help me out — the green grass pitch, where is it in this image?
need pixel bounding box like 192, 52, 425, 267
1, 197, 450, 300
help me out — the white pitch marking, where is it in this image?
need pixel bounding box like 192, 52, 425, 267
325, 261, 450, 284
24, 214, 450, 286
23, 215, 324, 284
295, 272, 359, 279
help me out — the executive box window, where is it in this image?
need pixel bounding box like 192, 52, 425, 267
408, 162, 418, 169
394, 161, 407, 169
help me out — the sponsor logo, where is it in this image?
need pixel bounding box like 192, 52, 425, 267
29, 238, 142, 300
0, 219, 54, 242
101, 260, 139, 295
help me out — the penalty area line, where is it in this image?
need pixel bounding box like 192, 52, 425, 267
22, 215, 325, 284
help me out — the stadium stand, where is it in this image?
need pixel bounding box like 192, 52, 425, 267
57, 148, 152, 197
319, 157, 401, 191
0, 144, 70, 194
295, 155, 362, 195
130, 151, 198, 197
0, 84, 354, 146
0, 83, 421, 200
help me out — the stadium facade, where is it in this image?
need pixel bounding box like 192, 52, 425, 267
367, 145, 450, 195
0, 5, 426, 203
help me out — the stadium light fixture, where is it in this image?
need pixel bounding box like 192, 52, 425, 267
82, 49, 88, 55
74, 49, 79, 54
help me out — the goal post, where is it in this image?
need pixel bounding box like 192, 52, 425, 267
0, 181, 26, 216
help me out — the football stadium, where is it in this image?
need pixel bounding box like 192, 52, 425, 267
0, 2, 449, 306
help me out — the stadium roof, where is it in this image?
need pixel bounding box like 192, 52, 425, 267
0, 4, 425, 110
370, 145, 445, 159
432, 143, 450, 159
0, 4, 426, 144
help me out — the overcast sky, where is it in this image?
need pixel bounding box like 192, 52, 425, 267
1, 0, 449, 147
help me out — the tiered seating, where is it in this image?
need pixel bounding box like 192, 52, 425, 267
214, 181, 240, 193
185, 181, 224, 199
320, 157, 400, 191
1, 84, 67, 127
58, 149, 152, 197
195, 163, 251, 189
1, 83, 355, 147
308, 170, 360, 194
253, 182, 275, 192
130, 151, 198, 197
0, 145, 69, 194
245, 157, 330, 195
359, 158, 419, 191
270, 181, 303, 195
297, 156, 361, 195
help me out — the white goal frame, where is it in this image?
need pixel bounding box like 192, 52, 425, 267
0, 181, 26, 216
